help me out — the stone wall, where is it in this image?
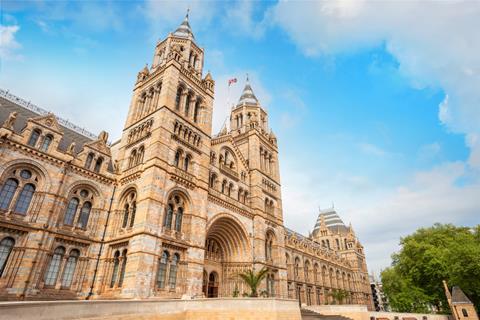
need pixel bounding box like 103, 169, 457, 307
0, 298, 301, 320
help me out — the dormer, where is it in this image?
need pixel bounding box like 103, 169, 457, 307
22, 114, 64, 154
76, 131, 112, 175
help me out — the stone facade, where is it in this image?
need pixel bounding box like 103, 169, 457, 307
0, 13, 373, 309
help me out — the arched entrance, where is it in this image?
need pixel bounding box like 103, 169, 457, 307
203, 215, 251, 297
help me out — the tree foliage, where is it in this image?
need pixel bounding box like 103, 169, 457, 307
381, 223, 480, 313
238, 267, 269, 297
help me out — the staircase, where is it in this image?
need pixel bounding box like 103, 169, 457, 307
301, 309, 354, 320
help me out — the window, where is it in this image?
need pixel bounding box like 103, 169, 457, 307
185, 93, 191, 116
174, 150, 181, 167
157, 251, 169, 288
44, 246, 65, 286
221, 180, 227, 194
118, 250, 127, 287
175, 87, 182, 110
61, 249, 79, 288
462, 309, 468, 317
193, 100, 200, 123
14, 183, 35, 215
164, 204, 174, 229
40, 135, 53, 152
64, 198, 79, 225
129, 150, 137, 168
85, 153, 94, 169
137, 146, 145, 165
94, 157, 103, 173
27, 129, 41, 147
209, 173, 217, 189
164, 195, 185, 232
64, 189, 94, 229
110, 251, 120, 288
265, 233, 274, 262
121, 191, 136, 229
294, 258, 300, 279
175, 207, 183, 232
169, 254, 179, 288
78, 202, 91, 229
184, 154, 191, 171
0, 237, 15, 276
0, 179, 18, 210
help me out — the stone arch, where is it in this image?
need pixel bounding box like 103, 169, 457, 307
0, 158, 51, 191
205, 214, 250, 262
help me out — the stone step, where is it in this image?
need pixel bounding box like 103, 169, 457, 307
301, 309, 354, 320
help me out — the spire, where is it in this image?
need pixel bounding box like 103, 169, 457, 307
173, 10, 195, 39
237, 75, 259, 106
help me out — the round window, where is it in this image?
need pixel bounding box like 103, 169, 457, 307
20, 170, 32, 179
80, 190, 89, 198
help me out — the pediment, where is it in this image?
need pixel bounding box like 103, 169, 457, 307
84, 139, 111, 156
30, 113, 63, 134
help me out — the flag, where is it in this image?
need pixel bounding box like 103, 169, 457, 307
228, 78, 237, 86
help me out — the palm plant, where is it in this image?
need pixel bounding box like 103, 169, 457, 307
238, 267, 269, 297
329, 289, 350, 304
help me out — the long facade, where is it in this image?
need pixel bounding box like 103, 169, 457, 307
0, 14, 373, 308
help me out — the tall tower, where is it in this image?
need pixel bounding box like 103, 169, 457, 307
106, 12, 215, 298
229, 78, 287, 295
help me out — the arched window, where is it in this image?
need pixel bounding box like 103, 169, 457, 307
314, 264, 319, 283
120, 190, 136, 229
40, 135, 53, 152
221, 180, 227, 194
122, 204, 129, 228
14, 183, 35, 215
265, 233, 274, 262
304, 261, 310, 281
185, 93, 191, 116
184, 154, 191, 171
164, 194, 185, 232
44, 246, 65, 286
94, 157, 103, 173
156, 251, 169, 288
209, 173, 217, 189
175, 87, 182, 110
85, 153, 94, 169
174, 150, 181, 167
129, 150, 137, 168
61, 249, 79, 288
78, 201, 91, 229
27, 129, 41, 147
169, 253, 179, 288
137, 146, 145, 165
164, 204, 174, 229
129, 202, 136, 228
0, 178, 18, 210
175, 207, 183, 232
228, 183, 233, 197
118, 249, 127, 287
0, 237, 15, 276
64, 198, 79, 226
193, 100, 200, 123
110, 251, 120, 288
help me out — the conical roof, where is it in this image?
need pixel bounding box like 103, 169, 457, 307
313, 208, 348, 234
173, 12, 195, 39
237, 78, 259, 106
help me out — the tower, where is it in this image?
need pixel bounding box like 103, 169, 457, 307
106, 12, 215, 298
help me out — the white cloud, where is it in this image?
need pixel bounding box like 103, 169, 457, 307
0, 24, 21, 60
222, 1, 268, 39
358, 142, 390, 158
270, 0, 480, 270
272, 1, 480, 167
418, 142, 441, 162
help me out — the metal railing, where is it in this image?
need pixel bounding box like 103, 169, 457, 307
0, 88, 99, 141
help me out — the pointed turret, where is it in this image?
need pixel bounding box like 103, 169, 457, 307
237, 76, 259, 107
173, 10, 195, 39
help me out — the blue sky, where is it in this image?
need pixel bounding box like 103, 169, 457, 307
1, 1, 479, 274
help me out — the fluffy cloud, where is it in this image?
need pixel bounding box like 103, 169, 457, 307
270, 1, 480, 271
272, 1, 480, 168
0, 24, 21, 60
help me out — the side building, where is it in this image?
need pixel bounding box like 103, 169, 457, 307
0, 13, 373, 309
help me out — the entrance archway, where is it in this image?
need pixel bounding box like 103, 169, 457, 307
203, 215, 251, 297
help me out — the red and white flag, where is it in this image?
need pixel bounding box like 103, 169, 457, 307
228, 78, 237, 86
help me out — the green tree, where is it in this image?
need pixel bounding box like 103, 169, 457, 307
381, 223, 480, 313
238, 267, 269, 297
